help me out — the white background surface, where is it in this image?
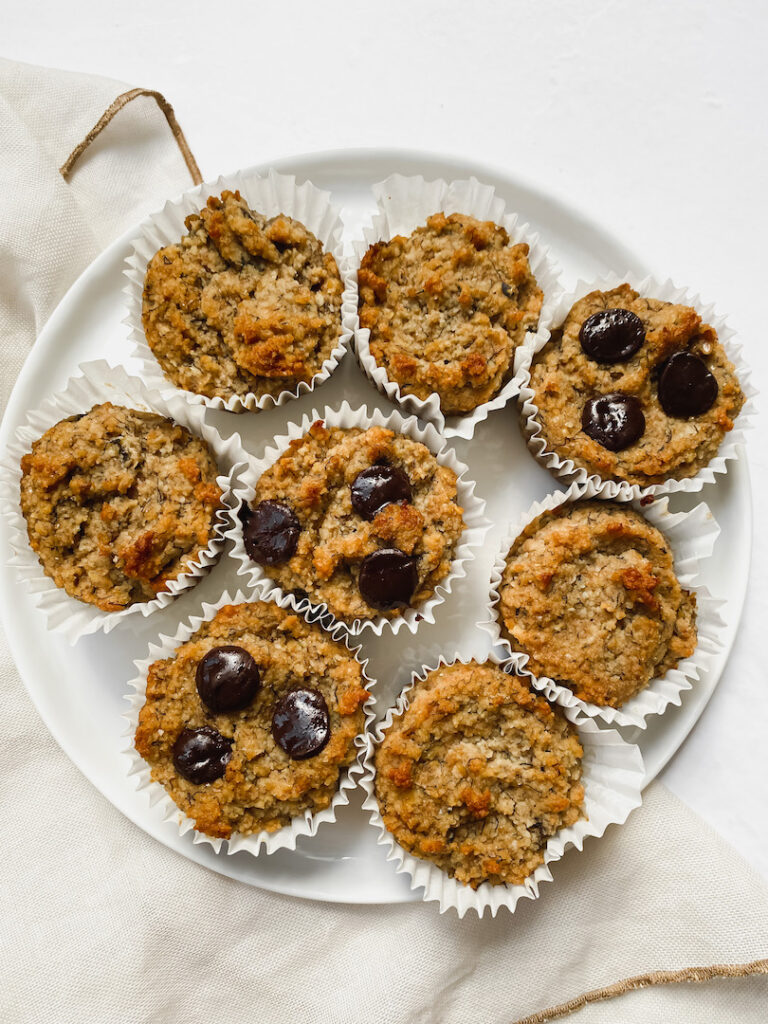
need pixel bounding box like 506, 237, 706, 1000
2, 0, 766, 877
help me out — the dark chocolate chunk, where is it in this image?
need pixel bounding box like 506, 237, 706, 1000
657, 351, 718, 417
272, 688, 330, 760
358, 548, 418, 610
350, 464, 412, 520
195, 645, 261, 713
579, 308, 645, 363
172, 726, 232, 784
581, 393, 645, 451
242, 499, 300, 565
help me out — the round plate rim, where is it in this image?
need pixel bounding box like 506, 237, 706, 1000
0, 145, 752, 904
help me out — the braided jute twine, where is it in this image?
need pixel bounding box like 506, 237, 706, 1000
512, 959, 768, 1023
60, 87, 202, 185
57, 88, 768, 1022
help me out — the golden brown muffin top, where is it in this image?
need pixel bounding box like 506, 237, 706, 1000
375, 661, 584, 888
499, 501, 697, 707
359, 212, 542, 415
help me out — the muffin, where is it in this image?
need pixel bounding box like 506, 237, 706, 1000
19, 403, 223, 611
358, 212, 542, 415
374, 661, 585, 888
497, 501, 697, 708
527, 283, 745, 486
134, 600, 370, 839
142, 190, 344, 401
239, 420, 465, 623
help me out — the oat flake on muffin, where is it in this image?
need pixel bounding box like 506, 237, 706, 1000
528, 284, 744, 486
142, 190, 344, 401
134, 600, 370, 839
358, 212, 542, 415
374, 661, 585, 889
19, 402, 222, 611
240, 421, 465, 623
498, 501, 697, 708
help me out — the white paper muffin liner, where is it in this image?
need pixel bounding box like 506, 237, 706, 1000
0, 360, 249, 643
516, 272, 756, 498
226, 399, 489, 636
349, 174, 561, 440
360, 651, 644, 917
122, 585, 377, 856
124, 167, 354, 413
478, 479, 724, 729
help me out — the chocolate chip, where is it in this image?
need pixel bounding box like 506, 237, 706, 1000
172, 726, 232, 784
272, 688, 330, 760
657, 351, 718, 418
242, 500, 300, 565
358, 548, 418, 610
501, 282, 513, 299
579, 308, 646, 363
350, 464, 413, 520
195, 645, 261, 713
581, 393, 645, 451
237, 501, 252, 528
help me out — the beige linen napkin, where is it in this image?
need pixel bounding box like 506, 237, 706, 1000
1, 57, 766, 1024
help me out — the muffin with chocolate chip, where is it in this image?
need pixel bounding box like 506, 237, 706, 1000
374, 661, 585, 888
497, 501, 697, 708
527, 284, 744, 486
239, 421, 465, 623
358, 212, 542, 415
134, 600, 370, 839
142, 190, 344, 401
19, 403, 223, 611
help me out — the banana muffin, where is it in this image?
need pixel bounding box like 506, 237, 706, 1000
142, 190, 344, 401
497, 501, 697, 707
528, 284, 744, 486
19, 403, 223, 611
239, 421, 465, 623
134, 600, 370, 839
374, 661, 585, 889
358, 212, 543, 415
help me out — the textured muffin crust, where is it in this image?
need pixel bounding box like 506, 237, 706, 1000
19, 403, 222, 611
247, 422, 465, 622
135, 601, 370, 839
498, 501, 697, 707
529, 284, 744, 485
359, 212, 542, 415
142, 190, 344, 401
375, 661, 584, 889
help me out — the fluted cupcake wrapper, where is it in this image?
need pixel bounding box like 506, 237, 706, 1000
122, 585, 378, 857
0, 360, 249, 644
360, 651, 645, 918
224, 399, 490, 636
515, 272, 756, 497
478, 478, 724, 729
349, 173, 561, 440
124, 167, 353, 413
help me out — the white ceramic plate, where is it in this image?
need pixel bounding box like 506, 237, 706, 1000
0, 149, 751, 905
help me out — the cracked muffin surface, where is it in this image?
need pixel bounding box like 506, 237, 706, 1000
358, 212, 542, 415
142, 190, 344, 401
374, 661, 584, 889
19, 402, 222, 611
135, 601, 370, 839
528, 284, 744, 486
498, 501, 697, 707
241, 421, 465, 623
